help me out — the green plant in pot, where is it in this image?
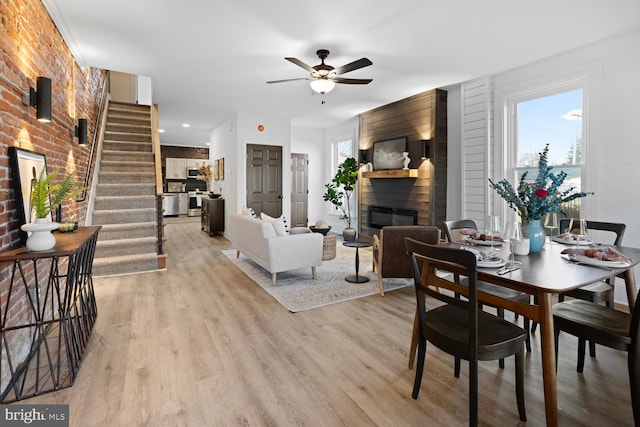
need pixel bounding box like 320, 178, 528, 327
21, 167, 82, 251
323, 157, 359, 241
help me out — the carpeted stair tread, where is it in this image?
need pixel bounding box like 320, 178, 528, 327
97, 222, 157, 240
95, 236, 157, 257
92, 253, 159, 277
101, 150, 154, 163
93, 208, 156, 224
94, 195, 156, 210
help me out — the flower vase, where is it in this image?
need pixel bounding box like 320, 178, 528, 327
21, 218, 60, 251
343, 227, 357, 242
526, 219, 545, 253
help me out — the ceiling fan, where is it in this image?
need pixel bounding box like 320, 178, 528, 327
267, 49, 373, 95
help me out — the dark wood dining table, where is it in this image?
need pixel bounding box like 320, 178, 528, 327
473, 241, 640, 427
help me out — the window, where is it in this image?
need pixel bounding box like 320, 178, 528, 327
329, 137, 354, 215
514, 88, 584, 218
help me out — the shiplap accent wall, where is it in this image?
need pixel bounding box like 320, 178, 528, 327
461, 77, 493, 229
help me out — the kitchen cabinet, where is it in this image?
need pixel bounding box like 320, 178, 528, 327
166, 158, 186, 179
186, 158, 206, 169
202, 197, 224, 236
178, 193, 188, 215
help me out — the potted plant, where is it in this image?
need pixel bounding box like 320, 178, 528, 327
323, 157, 359, 241
21, 167, 82, 251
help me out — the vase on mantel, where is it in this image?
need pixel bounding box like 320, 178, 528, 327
21, 218, 60, 251
525, 219, 545, 253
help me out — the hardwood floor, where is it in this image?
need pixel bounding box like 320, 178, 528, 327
21, 220, 634, 426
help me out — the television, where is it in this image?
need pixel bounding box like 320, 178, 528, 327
372, 137, 407, 170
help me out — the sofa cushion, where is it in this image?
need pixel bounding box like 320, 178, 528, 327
261, 212, 288, 236
241, 206, 258, 218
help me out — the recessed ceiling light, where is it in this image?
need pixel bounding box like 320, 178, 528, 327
159, 129, 165, 133
206, 142, 210, 146
182, 123, 190, 128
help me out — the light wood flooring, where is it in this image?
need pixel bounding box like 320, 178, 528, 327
21, 219, 634, 426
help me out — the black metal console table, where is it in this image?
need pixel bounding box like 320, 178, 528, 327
0, 226, 100, 402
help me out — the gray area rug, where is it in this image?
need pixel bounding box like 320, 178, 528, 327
222, 241, 412, 312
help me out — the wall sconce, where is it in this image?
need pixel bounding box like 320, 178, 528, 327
421, 140, 431, 159
75, 118, 88, 145
359, 149, 368, 164
28, 77, 52, 122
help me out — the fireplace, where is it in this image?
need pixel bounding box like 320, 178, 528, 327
367, 206, 418, 229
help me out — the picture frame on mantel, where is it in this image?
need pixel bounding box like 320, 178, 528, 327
8, 147, 51, 245
372, 137, 407, 170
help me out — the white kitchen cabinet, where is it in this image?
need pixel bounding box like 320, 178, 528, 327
166, 158, 187, 179
186, 158, 205, 169
178, 193, 188, 215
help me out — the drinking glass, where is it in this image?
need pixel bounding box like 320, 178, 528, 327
544, 212, 559, 245
486, 215, 502, 248
503, 221, 523, 268
568, 218, 588, 249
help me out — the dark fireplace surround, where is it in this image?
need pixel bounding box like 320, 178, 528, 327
367, 206, 418, 229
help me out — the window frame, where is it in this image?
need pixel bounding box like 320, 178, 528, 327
493, 64, 600, 222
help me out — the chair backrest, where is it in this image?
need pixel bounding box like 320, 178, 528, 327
559, 219, 626, 245
378, 225, 440, 279
404, 237, 480, 344
443, 219, 478, 243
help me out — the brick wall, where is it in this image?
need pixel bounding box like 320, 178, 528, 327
0, 0, 106, 392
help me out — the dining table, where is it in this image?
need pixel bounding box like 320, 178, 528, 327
469, 239, 640, 427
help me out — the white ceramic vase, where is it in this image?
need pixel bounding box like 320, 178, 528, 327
21, 218, 60, 251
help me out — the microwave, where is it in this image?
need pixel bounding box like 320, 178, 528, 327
186, 167, 199, 179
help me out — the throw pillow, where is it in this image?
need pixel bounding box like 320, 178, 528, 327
260, 212, 287, 236
241, 206, 257, 218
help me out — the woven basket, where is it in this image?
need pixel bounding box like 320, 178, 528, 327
322, 235, 337, 260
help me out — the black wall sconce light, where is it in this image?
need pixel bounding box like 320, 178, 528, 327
28, 77, 52, 122
359, 149, 368, 164
75, 118, 88, 145
421, 139, 431, 159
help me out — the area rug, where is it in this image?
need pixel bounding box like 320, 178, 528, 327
222, 242, 413, 312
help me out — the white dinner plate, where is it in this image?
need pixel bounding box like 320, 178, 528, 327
468, 239, 503, 247
563, 254, 631, 268
477, 257, 506, 268
552, 235, 593, 246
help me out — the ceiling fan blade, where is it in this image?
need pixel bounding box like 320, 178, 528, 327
333, 58, 372, 76
285, 57, 315, 73
333, 77, 373, 85
267, 77, 312, 84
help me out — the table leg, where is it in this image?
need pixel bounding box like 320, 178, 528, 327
538, 292, 558, 427
345, 246, 369, 283
622, 268, 637, 311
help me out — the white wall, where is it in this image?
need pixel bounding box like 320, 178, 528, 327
449, 27, 640, 304
291, 126, 324, 226
208, 112, 292, 237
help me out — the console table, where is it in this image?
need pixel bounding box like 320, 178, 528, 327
0, 226, 101, 402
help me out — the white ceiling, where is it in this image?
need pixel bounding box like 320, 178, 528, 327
44, 0, 640, 147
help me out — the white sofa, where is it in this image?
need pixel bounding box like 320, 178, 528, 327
229, 213, 323, 286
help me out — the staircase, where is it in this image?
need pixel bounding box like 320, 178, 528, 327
91, 102, 160, 277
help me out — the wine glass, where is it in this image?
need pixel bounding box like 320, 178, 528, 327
544, 212, 559, 246
486, 215, 502, 248
503, 221, 523, 268
569, 218, 588, 249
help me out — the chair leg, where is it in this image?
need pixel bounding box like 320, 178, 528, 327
408, 310, 419, 369
515, 348, 527, 422
454, 357, 461, 378
412, 337, 427, 399
628, 349, 640, 427
554, 327, 560, 372
497, 307, 505, 368
589, 341, 596, 358
524, 317, 532, 353
377, 274, 385, 297
577, 338, 586, 373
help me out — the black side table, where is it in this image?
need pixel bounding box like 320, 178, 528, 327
343, 241, 372, 283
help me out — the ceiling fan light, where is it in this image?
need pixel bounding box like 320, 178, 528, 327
310, 79, 335, 94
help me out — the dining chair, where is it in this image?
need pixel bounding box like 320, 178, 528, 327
549, 219, 626, 360
372, 225, 441, 296
443, 219, 532, 355
405, 238, 527, 424
553, 295, 640, 426
557, 219, 625, 308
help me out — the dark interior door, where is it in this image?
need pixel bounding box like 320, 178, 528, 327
246, 144, 282, 217
290, 153, 308, 227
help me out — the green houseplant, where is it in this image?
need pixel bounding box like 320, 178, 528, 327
323, 157, 359, 241
21, 167, 82, 251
